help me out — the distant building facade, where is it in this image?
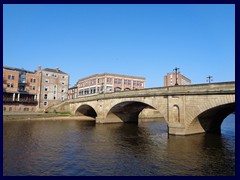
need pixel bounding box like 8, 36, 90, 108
68, 85, 78, 100
76, 73, 145, 97
3, 65, 69, 112
36, 66, 69, 109
3, 66, 39, 112
164, 72, 191, 86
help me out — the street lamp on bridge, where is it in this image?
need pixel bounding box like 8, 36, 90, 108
173, 67, 180, 86
206, 75, 213, 83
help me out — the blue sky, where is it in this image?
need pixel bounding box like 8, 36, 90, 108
3, 4, 235, 88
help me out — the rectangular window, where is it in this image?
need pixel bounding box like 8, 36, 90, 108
79, 90, 83, 95
43, 101, 48, 106
128, 80, 131, 85
8, 75, 14, 80
118, 79, 122, 84
30, 86, 36, 90
124, 80, 127, 85
107, 78, 112, 83
30, 78, 36, 83
7, 83, 14, 88
114, 79, 118, 84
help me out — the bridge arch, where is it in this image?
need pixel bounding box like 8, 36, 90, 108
105, 101, 158, 123
186, 95, 235, 134
75, 104, 97, 118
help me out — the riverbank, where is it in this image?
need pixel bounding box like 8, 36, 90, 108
3, 112, 95, 122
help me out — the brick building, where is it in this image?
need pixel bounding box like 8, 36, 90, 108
68, 85, 78, 100
3, 65, 69, 112
36, 66, 69, 109
3, 66, 39, 112
76, 73, 145, 97
164, 72, 191, 86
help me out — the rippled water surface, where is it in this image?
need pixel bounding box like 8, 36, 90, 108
3, 114, 235, 176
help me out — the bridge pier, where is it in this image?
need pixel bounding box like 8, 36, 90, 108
168, 122, 186, 135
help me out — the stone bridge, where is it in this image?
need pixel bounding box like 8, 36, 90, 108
48, 82, 235, 135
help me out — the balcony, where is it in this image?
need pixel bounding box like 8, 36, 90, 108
3, 98, 38, 105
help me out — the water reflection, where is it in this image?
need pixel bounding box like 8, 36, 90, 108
3, 115, 235, 176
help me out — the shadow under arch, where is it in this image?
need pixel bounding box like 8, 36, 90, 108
105, 101, 159, 123
193, 102, 235, 134
75, 104, 97, 118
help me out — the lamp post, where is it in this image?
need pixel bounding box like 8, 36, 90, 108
173, 67, 180, 86
206, 75, 213, 83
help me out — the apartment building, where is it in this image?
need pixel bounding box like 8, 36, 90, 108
3, 66, 39, 112
164, 72, 191, 86
76, 73, 145, 97
37, 66, 69, 109
3, 65, 69, 112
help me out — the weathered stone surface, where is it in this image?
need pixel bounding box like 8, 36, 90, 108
48, 82, 235, 135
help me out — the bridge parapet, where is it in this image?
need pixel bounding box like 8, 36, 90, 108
66, 82, 235, 104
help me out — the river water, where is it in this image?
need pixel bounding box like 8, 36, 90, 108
3, 114, 235, 176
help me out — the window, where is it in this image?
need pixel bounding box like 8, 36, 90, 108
45, 79, 49, 83
90, 87, 96, 94
53, 74, 58, 78
79, 90, 83, 95
30, 86, 36, 90
30, 78, 36, 83
43, 101, 48, 106
44, 87, 49, 91
114, 79, 118, 84
54, 91, 56, 94
61, 82, 65, 85
7, 83, 14, 88
54, 85, 57, 88
107, 78, 112, 83
53, 96, 56, 100
118, 79, 122, 84
46, 73, 49, 76
128, 80, 131, 85
61, 89, 65, 93
61, 96, 64, 101
8, 75, 14, 80
44, 94, 48, 99
62, 75, 65, 78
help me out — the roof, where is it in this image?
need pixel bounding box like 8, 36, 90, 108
69, 85, 78, 89
42, 68, 68, 75
77, 73, 146, 82
3, 66, 34, 74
